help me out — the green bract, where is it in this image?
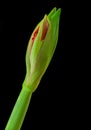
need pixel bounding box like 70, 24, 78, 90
23, 7, 61, 92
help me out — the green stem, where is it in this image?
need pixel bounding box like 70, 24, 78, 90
5, 87, 32, 130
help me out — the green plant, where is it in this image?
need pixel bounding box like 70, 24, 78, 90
5, 7, 61, 130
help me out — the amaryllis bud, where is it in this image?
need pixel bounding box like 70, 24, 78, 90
23, 7, 61, 92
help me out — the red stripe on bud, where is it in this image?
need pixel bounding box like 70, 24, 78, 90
32, 27, 39, 43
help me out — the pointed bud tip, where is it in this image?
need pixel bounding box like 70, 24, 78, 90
57, 8, 61, 15
48, 7, 56, 19
55, 8, 61, 17
41, 15, 49, 40
53, 7, 57, 11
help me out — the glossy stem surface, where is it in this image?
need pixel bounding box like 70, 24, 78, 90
5, 87, 32, 130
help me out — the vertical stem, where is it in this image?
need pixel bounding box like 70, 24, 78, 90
5, 87, 32, 130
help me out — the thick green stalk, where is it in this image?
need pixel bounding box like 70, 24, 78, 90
5, 87, 32, 130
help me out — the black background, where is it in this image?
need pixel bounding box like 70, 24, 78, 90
0, 0, 65, 129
